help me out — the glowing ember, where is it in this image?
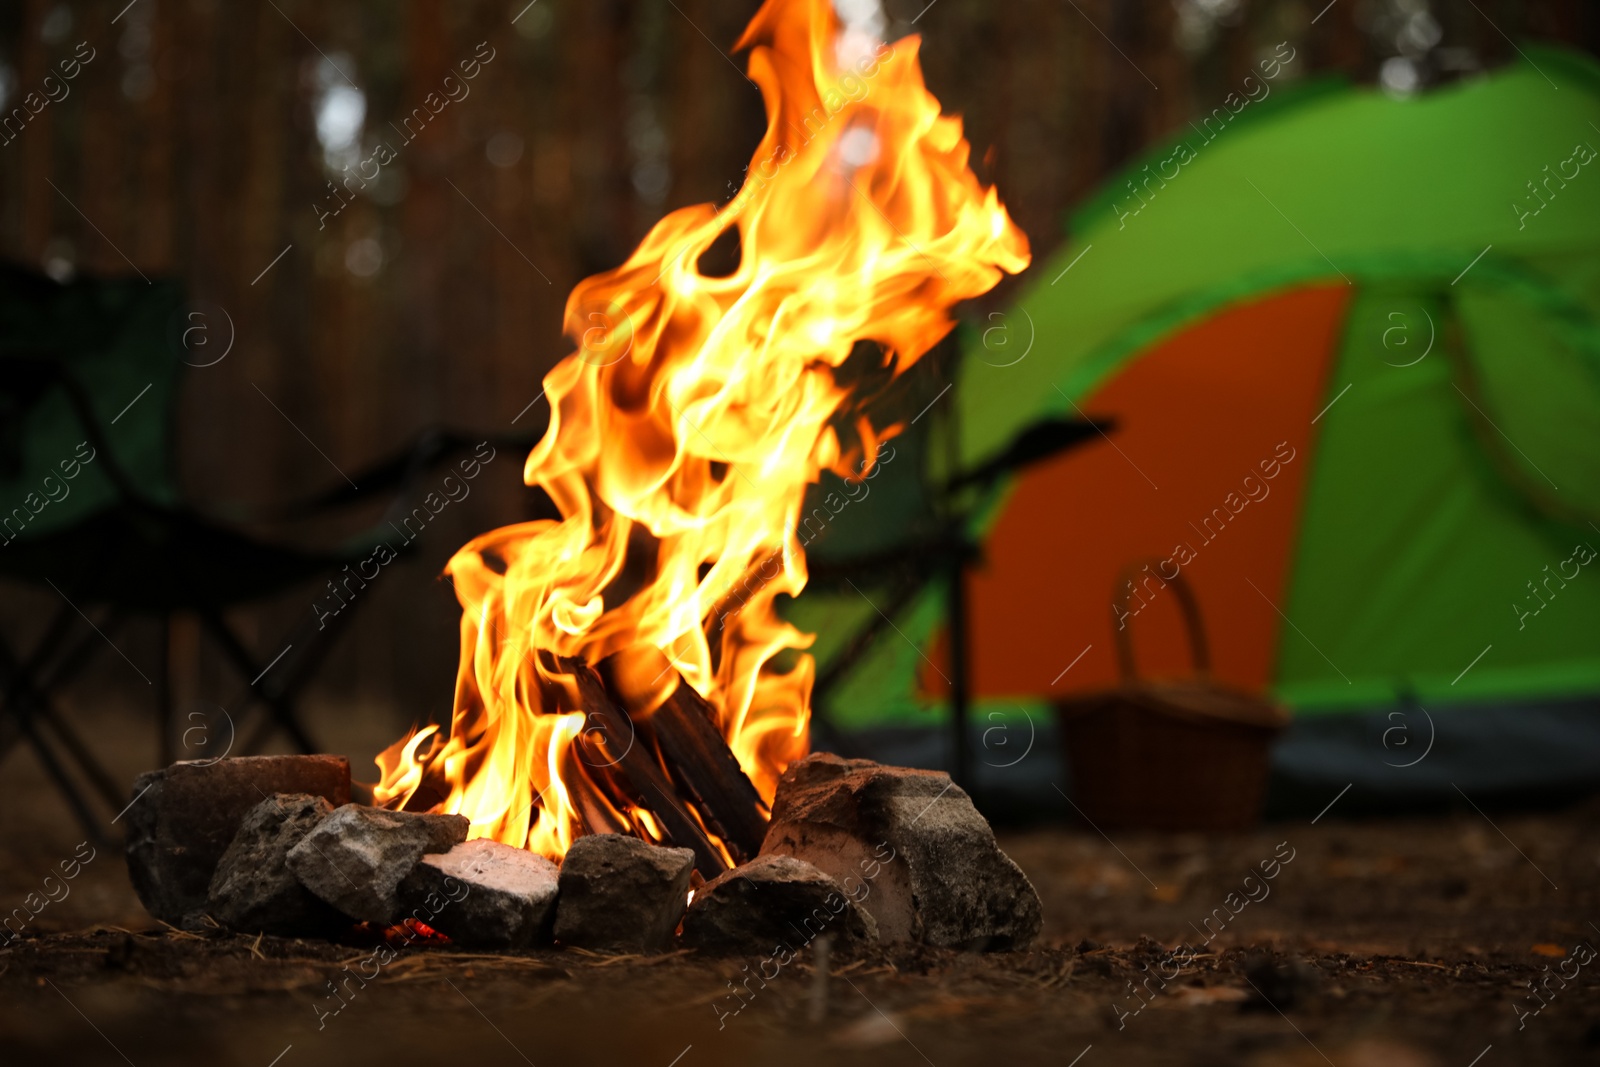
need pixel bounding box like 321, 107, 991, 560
374, 0, 1028, 859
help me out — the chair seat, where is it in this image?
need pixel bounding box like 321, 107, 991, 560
0, 504, 366, 612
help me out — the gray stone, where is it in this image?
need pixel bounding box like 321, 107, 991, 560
553, 834, 694, 953
760, 753, 1042, 950
286, 805, 469, 924
206, 794, 348, 938
124, 755, 351, 926
396, 839, 559, 948
680, 853, 877, 954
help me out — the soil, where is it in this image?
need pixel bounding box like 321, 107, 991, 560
3, 728, 1598, 1066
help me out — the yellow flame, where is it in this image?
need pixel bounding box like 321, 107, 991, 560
375, 0, 1028, 859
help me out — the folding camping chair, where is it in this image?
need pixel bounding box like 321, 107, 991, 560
0, 265, 531, 840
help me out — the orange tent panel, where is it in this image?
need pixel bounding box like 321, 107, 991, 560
960, 284, 1351, 700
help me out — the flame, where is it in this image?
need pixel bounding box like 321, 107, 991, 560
374, 0, 1028, 859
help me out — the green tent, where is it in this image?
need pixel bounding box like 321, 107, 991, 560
794, 47, 1600, 798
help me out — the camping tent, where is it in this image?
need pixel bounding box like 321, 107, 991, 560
794, 47, 1600, 804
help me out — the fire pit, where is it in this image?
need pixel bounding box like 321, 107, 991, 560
121, 0, 1039, 956
124, 748, 1041, 956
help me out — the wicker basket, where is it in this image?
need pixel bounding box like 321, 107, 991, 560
1054, 562, 1288, 832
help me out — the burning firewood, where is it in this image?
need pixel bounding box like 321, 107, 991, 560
560, 654, 731, 877
598, 650, 769, 864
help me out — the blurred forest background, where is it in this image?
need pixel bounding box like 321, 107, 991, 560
1, 0, 1597, 753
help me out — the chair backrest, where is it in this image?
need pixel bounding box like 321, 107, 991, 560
0, 265, 185, 545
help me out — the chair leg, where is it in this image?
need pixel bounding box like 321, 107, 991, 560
17, 713, 111, 846
0, 643, 29, 774
0, 601, 80, 771
35, 608, 121, 693
0, 612, 129, 822
156, 613, 173, 767
36, 705, 127, 811
0, 714, 20, 766
15, 601, 82, 688
32, 609, 133, 806
200, 611, 317, 754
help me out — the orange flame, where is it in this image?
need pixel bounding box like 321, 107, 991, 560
375, 0, 1028, 859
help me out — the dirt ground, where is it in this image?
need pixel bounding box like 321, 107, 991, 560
3, 710, 1598, 1067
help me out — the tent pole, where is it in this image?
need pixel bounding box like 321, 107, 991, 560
948, 556, 972, 794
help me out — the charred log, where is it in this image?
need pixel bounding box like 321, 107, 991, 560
551, 653, 730, 878
702, 548, 785, 675
640, 673, 769, 864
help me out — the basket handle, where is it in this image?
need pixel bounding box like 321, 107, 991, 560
1111, 558, 1211, 683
